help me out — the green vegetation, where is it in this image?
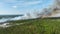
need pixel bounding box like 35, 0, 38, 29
0, 18, 60, 34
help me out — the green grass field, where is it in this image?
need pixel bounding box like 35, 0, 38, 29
0, 18, 60, 34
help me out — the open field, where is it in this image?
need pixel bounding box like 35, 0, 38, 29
0, 18, 60, 34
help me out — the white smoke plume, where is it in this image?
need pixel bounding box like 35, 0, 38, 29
0, 13, 37, 23
37, 0, 60, 18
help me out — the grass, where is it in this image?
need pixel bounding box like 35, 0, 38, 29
0, 18, 60, 34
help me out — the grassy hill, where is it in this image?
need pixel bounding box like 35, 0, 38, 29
0, 18, 60, 34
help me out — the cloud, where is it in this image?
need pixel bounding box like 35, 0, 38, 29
4, 0, 16, 2
2, 0, 42, 7
6, 0, 42, 8
17, 0, 42, 7
12, 5, 17, 8
24, 1, 42, 5
3, 0, 25, 3
0, 0, 52, 15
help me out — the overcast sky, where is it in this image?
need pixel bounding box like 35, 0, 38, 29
0, 0, 53, 15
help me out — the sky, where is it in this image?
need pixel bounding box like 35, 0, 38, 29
0, 0, 53, 15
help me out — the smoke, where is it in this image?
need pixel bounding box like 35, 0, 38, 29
0, 14, 37, 23
0, 18, 10, 23
10, 16, 22, 21
0, 8, 58, 23
0, 0, 60, 23
0, 16, 23, 23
